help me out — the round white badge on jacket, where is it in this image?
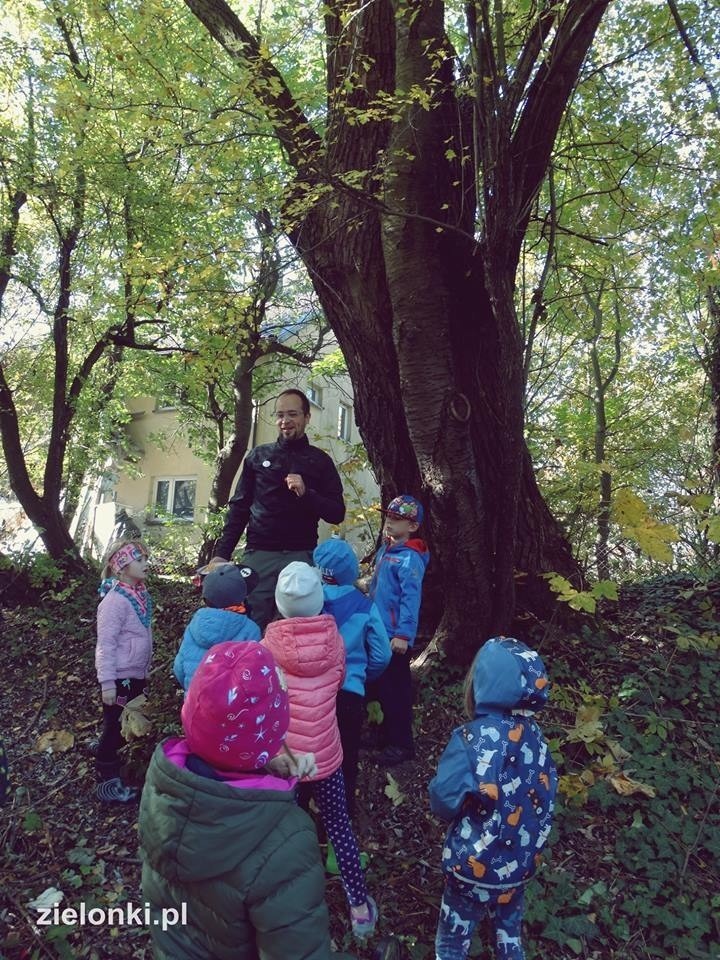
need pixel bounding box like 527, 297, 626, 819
262, 460, 271, 467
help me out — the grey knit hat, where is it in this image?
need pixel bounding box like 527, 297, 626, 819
202, 563, 258, 609
275, 562, 324, 618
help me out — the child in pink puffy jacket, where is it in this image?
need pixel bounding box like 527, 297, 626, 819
262, 562, 377, 941
94, 538, 153, 804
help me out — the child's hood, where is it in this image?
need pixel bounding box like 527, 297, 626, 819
313, 537, 359, 585
186, 607, 257, 648
472, 636, 550, 715
262, 614, 343, 679
139, 741, 296, 883
385, 537, 430, 566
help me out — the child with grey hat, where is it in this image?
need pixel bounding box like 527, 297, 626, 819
263, 561, 378, 940
173, 563, 261, 691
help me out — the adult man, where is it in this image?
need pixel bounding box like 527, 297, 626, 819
211, 389, 346, 628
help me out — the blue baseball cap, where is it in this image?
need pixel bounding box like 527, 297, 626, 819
381, 495, 424, 525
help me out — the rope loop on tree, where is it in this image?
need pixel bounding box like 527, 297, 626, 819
449, 392, 471, 423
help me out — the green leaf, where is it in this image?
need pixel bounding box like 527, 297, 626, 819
703, 516, 720, 543
367, 700, 384, 725
592, 580, 619, 600
384, 772, 405, 806
23, 809, 43, 833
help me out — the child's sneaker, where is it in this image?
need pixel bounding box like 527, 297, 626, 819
351, 895, 378, 939
373, 935, 410, 960
96, 777, 139, 804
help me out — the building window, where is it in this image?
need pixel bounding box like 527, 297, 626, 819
153, 478, 196, 521
307, 383, 323, 408
337, 402, 352, 442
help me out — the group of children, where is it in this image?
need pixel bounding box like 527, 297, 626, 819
94, 495, 558, 959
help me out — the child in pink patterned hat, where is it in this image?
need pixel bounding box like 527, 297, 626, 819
138, 642, 355, 960
182, 641, 289, 771
94, 537, 152, 804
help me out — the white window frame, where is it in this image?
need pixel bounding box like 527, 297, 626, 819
337, 402, 352, 442
307, 383, 323, 408
152, 476, 197, 522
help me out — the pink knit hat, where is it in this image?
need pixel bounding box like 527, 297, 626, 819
182, 642, 289, 771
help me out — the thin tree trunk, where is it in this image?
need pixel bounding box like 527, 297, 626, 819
708, 288, 720, 495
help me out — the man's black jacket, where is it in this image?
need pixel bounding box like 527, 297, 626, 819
215, 435, 346, 556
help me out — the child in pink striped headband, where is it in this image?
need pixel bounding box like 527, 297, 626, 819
94, 538, 152, 804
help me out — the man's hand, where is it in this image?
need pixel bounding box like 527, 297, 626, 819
102, 687, 117, 706
285, 474, 306, 497
391, 636, 409, 655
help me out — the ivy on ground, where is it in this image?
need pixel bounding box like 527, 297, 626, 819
1, 568, 719, 959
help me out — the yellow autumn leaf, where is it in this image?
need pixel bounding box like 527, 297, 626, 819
558, 770, 595, 802
384, 772, 405, 807
565, 704, 604, 744
608, 772, 656, 798
36, 729, 75, 753
121, 695, 152, 740
604, 739, 631, 763
612, 489, 678, 562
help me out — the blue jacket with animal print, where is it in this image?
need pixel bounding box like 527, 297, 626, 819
428, 637, 558, 890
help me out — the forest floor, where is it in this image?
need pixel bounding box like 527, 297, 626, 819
1, 571, 719, 960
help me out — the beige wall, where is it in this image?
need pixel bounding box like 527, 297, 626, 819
115, 398, 213, 520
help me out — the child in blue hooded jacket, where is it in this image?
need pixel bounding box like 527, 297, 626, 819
173, 563, 261, 690
429, 637, 558, 960
313, 536, 391, 816
366, 495, 429, 766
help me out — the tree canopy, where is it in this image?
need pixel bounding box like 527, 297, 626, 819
1, 0, 719, 656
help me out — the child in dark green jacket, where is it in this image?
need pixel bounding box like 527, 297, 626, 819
138, 641, 355, 960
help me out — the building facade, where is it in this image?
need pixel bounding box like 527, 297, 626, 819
72, 375, 379, 563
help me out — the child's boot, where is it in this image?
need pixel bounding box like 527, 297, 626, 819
351, 895, 378, 939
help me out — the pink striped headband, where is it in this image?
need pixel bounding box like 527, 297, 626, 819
109, 543, 146, 574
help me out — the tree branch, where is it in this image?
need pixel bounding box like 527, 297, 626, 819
258, 337, 315, 365
665, 0, 720, 120
183, 0, 323, 176
506, 0, 559, 119
509, 0, 610, 253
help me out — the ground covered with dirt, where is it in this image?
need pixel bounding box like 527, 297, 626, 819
1, 572, 719, 959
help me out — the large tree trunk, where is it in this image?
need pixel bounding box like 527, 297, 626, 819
185, 0, 609, 661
